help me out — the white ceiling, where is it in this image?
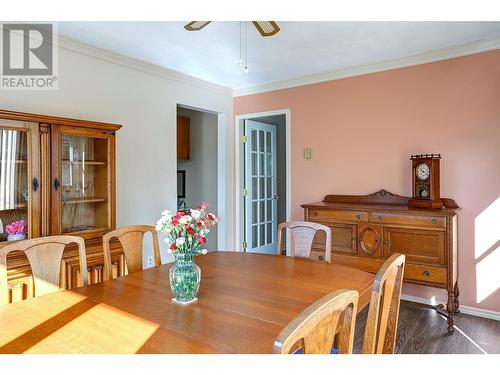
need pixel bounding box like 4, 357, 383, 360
57, 21, 500, 90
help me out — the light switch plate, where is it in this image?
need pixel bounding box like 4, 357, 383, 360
304, 148, 312, 159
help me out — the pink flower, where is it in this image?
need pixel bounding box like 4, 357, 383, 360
5, 220, 27, 235
170, 243, 177, 250
196, 235, 207, 244
202, 201, 209, 208
186, 228, 195, 235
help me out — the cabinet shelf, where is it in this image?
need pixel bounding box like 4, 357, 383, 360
0, 160, 27, 164
62, 197, 107, 204
62, 160, 106, 165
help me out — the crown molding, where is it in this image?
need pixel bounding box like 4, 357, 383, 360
54, 35, 234, 97
233, 35, 500, 97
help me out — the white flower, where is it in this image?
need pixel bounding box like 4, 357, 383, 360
190, 209, 201, 219
163, 238, 171, 244
176, 237, 186, 246
161, 209, 172, 216
178, 215, 192, 224
201, 249, 208, 255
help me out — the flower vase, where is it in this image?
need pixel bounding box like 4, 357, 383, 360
7, 233, 26, 241
169, 253, 201, 305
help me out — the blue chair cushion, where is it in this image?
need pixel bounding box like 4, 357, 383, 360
293, 347, 339, 354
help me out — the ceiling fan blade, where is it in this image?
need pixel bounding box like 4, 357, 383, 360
252, 21, 280, 37
184, 21, 212, 31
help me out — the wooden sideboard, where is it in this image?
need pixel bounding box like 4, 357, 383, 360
0, 109, 124, 303
302, 189, 460, 334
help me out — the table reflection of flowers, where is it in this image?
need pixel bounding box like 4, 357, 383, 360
6, 220, 27, 241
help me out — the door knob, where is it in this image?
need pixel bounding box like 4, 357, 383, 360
273, 195, 279, 200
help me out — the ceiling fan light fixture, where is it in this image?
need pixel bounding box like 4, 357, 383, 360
184, 21, 212, 31
252, 21, 280, 37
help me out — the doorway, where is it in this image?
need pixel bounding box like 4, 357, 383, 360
235, 110, 290, 254
176, 105, 218, 251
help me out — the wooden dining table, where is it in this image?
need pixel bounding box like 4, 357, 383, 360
0, 252, 375, 354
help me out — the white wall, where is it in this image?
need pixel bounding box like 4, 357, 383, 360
177, 107, 218, 251
0, 38, 234, 263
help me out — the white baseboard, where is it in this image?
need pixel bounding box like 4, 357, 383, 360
401, 294, 500, 322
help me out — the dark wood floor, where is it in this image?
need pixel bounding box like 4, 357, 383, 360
352, 301, 500, 354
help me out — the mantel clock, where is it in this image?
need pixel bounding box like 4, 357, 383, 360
408, 154, 443, 209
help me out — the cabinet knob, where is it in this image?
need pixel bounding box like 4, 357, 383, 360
378, 215, 384, 221
431, 218, 438, 224
383, 240, 389, 245
423, 270, 431, 277
356, 214, 361, 219
319, 255, 324, 261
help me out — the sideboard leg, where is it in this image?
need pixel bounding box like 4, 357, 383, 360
446, 288, 456, 335
453, 282, 460, 313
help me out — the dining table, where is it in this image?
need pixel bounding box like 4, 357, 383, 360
0, 252, 375, 354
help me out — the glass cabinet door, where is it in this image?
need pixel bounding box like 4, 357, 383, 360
0, 121, 40, 242
53, 127, 113, 236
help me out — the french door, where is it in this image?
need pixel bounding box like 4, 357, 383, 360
244, 120, 277, 254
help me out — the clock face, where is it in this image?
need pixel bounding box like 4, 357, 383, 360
416, 162, 430, 180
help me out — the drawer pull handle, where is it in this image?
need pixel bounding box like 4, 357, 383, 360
378, 215, 384, 221
383, 240, 389, 245
423, 271, 431, 277
431, 218, 438, 224
356, 214, 361, 219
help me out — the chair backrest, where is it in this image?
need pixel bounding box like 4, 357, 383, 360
0, 235, 88, 305
363, 253, 406, 354
277, 221, 331, 263
274, 289, 359, 354
102, 225, 161, 281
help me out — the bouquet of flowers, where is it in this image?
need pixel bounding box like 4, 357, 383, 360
156, 201, 219, 255
5, 220, 27, 236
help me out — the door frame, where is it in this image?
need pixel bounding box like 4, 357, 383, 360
234, 109, 291, 252
175, 103, 227, 252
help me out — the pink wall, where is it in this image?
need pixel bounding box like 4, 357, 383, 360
234, 50, 500, 312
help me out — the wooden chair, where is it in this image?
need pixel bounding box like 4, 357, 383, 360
362, 253, 406, 354
102, 225, 161, 281
274, 289, 359, 354
277, 221, 332, 263
0, 235, 88, 305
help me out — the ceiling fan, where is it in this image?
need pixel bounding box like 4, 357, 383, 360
184, 21, 280, 37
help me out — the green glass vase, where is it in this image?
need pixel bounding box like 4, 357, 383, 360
169, 253, 201, 304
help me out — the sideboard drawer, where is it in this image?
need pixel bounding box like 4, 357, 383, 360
309, 209, 368, 222
371, 212, 446, 228
384, 227, 445, 266
405, 264, 447, 286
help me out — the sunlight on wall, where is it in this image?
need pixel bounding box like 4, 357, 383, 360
476, 246, 500, 303
475, 196, 500, 303
474, 196, 500, 259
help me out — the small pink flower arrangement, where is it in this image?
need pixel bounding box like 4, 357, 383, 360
156, 201, 220, 255
5, 220, 27, 236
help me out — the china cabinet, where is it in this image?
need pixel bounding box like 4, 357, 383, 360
0, 109, 122, 302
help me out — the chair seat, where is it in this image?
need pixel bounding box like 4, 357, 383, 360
294, 347, 339, 354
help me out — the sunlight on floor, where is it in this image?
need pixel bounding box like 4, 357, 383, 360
438, 315, 487, 354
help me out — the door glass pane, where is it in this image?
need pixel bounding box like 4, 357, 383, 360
251, 130, 257, 152
266, 223, 272, 244
266, 177, 272, 198
259, 177, 265, 199
252, 177, 258, 199
252, 225, 258, 248
266, 132, 271, 153
252, 201, 258, 224
266, 200, 272, 221
259, 200, 265, 223
266, 154, 272, 176
251, 153, 257, 176
0, 129, 29, 242
259, 224, 265, 246
61, 135, 109, 233
259, 153, 264, 176
258, 131, 264, 152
